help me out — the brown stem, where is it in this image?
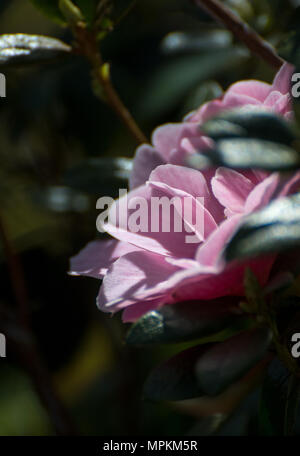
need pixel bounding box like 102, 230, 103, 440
193, 0, 284, 70
0, 215, 78, 436
75, 25, 148, 145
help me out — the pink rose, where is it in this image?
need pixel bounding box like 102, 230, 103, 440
70, 63, 299, 322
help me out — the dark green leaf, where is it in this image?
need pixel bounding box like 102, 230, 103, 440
161, 30, 232, 55
191, 138, 300, 172
259, 358, 290, 435
225, 194, 300, 261
195, 328, 271, 396
30, 0, 66, 25
143, 344, 210, 401
0, 34, 71, 66
138, 47, 248, 119
33, 186, 90, 213
201, 110, 296, 145
126, 297, 242, 345
181, 81, 223, 115
63, 158, 132, 195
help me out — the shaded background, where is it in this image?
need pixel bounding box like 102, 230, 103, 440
0, 0, 296, 435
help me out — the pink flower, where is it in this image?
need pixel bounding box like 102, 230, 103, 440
70, 63, 299, 322
130, 63, 294, 189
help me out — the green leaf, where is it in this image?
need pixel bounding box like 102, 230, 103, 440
0, 34, 71, 66
126, 298, 242, 345
190, 110, 299, 172
225, 194, 300, 261
191, 138, 300, 172
59, 0, 84, 24
195, 328, 271, 396
33, 186, 90, 213
200, 110, 296, 145
63, 158, 132, 195
143, 344, 211, 401
181, 81, 223, 115
259, 358, 299, 436
144, 328, 271, 401
161, 30, 232, 55
138, 47, 247, 119
30, 0, 66, 25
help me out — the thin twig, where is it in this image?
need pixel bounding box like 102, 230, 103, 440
74, 25, 148, 145
0, 214, 78, 436
192, 0, 284, 70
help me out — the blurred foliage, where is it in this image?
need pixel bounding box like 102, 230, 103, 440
0, 0, 299, 437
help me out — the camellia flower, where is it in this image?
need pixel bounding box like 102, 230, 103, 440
70, 63, 299, 322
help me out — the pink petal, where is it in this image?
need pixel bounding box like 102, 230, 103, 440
225, 80, 271, 102
272, 63, 294, 95
102, 185, 172, 257
152, 123, 199, 161
263, 90, 283, 107
129, 144, 164, 189
148, 179, 217, 242
222, 92, 262, 108
172, 257, 274, 302
272, 93, 292, 116
149, 164, 209, 199
195, 215, 242, 267
69, 239, 139, 279
192, 98, 224, 123
277, 170, 300, 198
104, 165, 219, 259
212, 167, 255, 214
245, 173, 280, 213
97, 250, 179, 312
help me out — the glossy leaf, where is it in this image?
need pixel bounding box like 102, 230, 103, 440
192, 138, 300, 172
259, 358, 300, 436
225, 194, 300, 261
0, 34, 71, 66
161, 30, 232, 55
33, 186, 90, 213
143, 344, 211, 401
195, 328, 272, 396
201, 110, 296, 145
63, 158, 132, 195
126, 297, 242, 345
138, 47, 247, 119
